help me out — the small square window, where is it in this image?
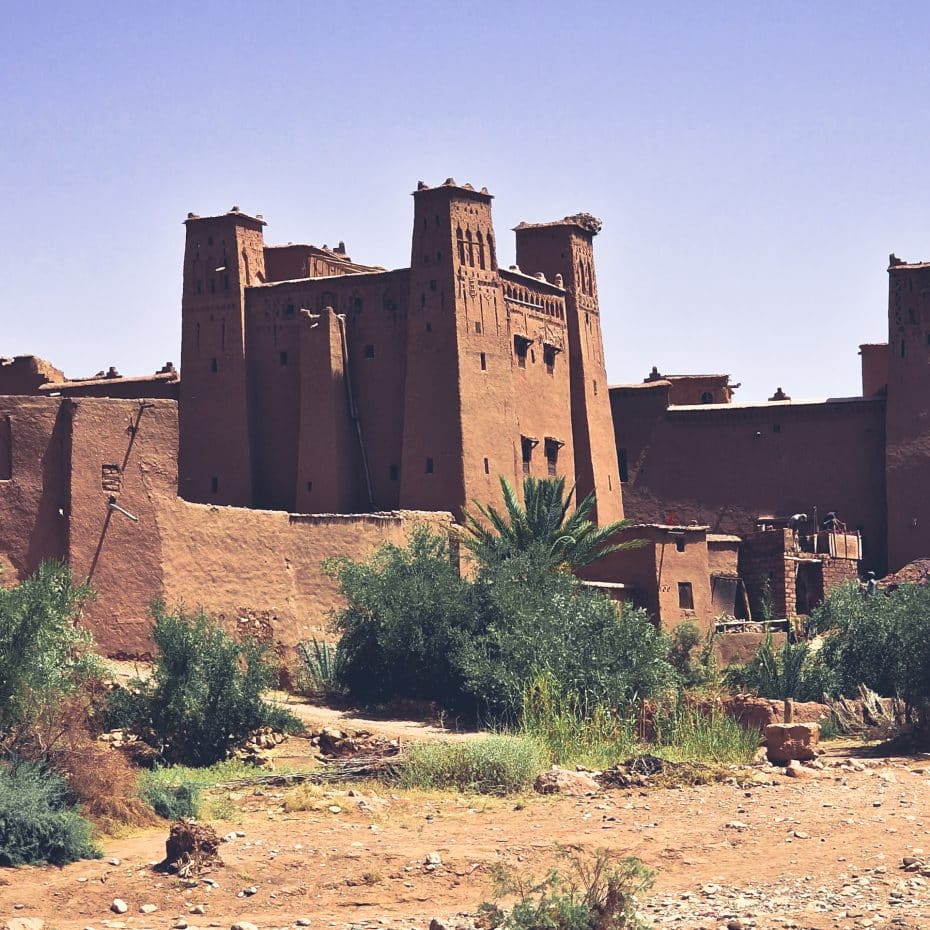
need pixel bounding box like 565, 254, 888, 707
279, 351, 288, 366
389, 464, 399, 481
210, 358, 218, 373
210, 476, 219, 494
675, 537, 685, 553
285, 303, 296, 317
425, 457, 434, 474
483, 457, 490, 475
430, 279, 437, 291
425, 322, 432, 332
678, 582, 694, 610
480, 352, 487, 371
306, 481, 313, 493
593, 379, 598, 395
514, 336, 529, 369
618, 449, 629, 483
365, 344, 375, 359
475, 321, 482, 333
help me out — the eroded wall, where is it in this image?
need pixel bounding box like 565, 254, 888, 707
0, 395, 453, 658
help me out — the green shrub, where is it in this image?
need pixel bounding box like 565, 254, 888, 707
0, 562, 98, 758
813, 581, 930, 726
481, 848, 654, 930
519, 674, 637, 769
668, 622, 719, 689
328, 526, 477, 708
458, 552, 677, 718
137, 759, 264, 819
397, 736, 546, 795
295, 637, 345, 700
0, 764, 100, 866
726, 631, 830, 703
330, 529, 677, 720
651, 700, 761, 765
109, 602, 302, 766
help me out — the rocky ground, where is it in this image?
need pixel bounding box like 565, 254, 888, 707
1, 728, 929, 930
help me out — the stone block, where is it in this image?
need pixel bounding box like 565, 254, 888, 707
764, 722, 820, 764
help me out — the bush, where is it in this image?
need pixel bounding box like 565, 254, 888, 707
295, 637, 345, 700
651, 700, 761, 765
480, 848, 654, 930
0, 562, 98, 759
138, 759, 262, 819
109, 602, 302, 766
0, 764, 100, 866
726, 631, 830, 703
397, 736, 546, 795
519, 674, 637, 769
327, 527, 477, 708
668, 622, 719, 689
459, 551, 677, 718
331, 529, 677, 719
52, 739, 158, 835
813, 581, 930, 727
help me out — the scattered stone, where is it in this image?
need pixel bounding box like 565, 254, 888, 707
190, 904, 207, 915
425, 851, 443, 867
238, 885, 258, 897
110, 900, 128, 915
296, 921, 311, 928
534, 766, 601, 795
139, 904, 158, 915
231, 923, 259, 930
4, 919, 45, 930
785, 760, 812, 778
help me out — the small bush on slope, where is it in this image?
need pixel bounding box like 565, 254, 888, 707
397, 736, 546, 795
0, 764, 100, 867
108, 602, 302, 766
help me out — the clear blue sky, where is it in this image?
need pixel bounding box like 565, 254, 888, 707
3, 1, 929, 401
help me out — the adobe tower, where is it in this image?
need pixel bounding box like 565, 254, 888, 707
400, 180, 518, 515
514, 215, 624, 522
179, 209, 266, 506
885, 255, 930, 570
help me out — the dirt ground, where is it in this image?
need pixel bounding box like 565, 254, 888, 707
2, 716, 929, 930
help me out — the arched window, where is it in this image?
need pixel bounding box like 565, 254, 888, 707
701, 391, 714, 404
465, 229, 475, 267
487, 232, 497, 269
476, 231, 486, 270
456, 227, 466, 264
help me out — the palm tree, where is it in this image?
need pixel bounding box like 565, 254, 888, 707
460, 475, 638, 570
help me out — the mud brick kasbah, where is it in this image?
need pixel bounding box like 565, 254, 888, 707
1, 178, 928, 657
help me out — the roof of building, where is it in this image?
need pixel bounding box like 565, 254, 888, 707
412, 178, 492, 199
707, 533, 742, 544
668, 395, 881, 412
184, 207, 266, 226
609, 380, 672, 391
37, 370, 179, 392
513, 213, 603, 235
